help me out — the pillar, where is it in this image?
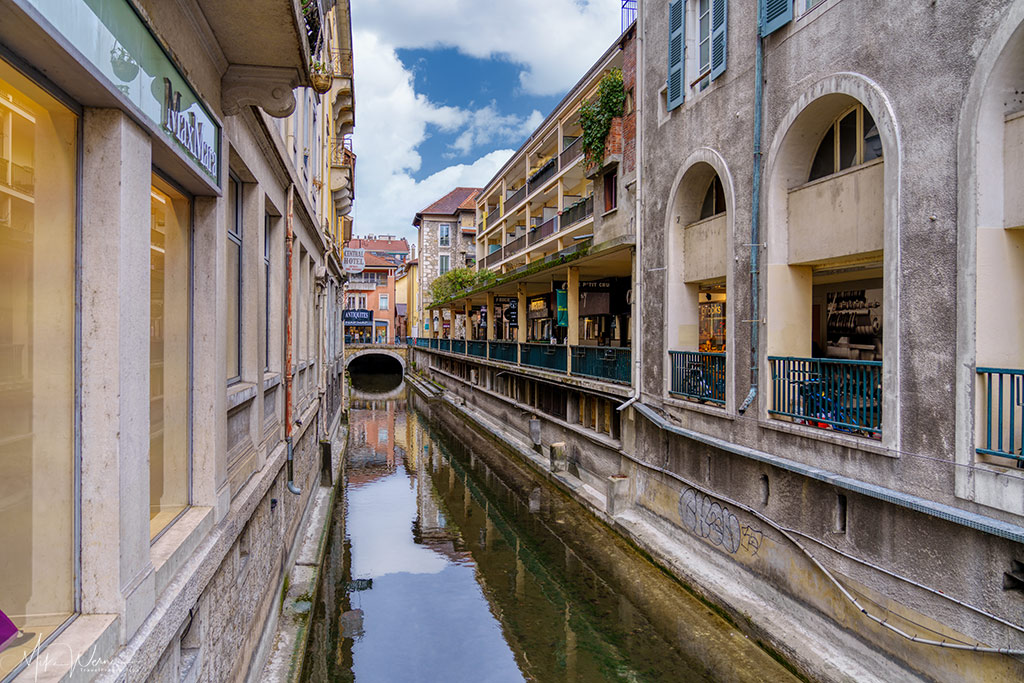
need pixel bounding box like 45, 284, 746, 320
486, 291, 496, 341
464, 300, 472, 341
517, 284, 527, 345
567, 267, 580, 346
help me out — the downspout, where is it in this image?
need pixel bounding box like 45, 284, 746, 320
619, 23, 641, 414
285, 185, 302, 495
738, 22, 764, 415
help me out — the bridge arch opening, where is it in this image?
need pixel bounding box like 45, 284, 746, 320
346, 351, 405, 375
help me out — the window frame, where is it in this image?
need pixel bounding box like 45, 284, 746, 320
226, 172, 243, 385
807, 104, 882, 183
604, 169, 618, 212
439, 254, 450, 274
264, 213, 271, 372
439, 222, 451, 247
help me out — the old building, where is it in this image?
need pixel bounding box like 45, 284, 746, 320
407, 3, 1024, 680
413, 187, 480, 336
346, 234, 411, 266
343, 253, 399, 343
0, 0, 354, 681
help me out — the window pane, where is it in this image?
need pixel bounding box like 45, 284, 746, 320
227, 237, 240, 379
0, 58, 77, 679
863, 110, 883, 163
838, 110, 857, 170
808, 126, 835, 181
150, 179, 190, 537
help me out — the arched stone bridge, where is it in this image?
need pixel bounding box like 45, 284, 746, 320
343, 343, 408, 373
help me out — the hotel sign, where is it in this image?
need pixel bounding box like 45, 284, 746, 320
26, 0, 222, 183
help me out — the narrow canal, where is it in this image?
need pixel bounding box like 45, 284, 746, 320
301, 370, 801, 682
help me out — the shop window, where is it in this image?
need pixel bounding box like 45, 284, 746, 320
150, 177, 191, 538
604, 170, 617, 212
0, 58, 77, 680
226, 174, 242, 382
808, 105, 882, 182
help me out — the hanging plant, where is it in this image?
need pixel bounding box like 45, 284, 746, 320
310, 59, 333, 93
579, 68, 626, 171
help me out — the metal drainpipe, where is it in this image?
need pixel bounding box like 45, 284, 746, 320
619, 24, 642, 414
285, 185, 301, 495
738, 25, 764, 415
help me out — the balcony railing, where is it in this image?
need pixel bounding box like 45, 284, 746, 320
468, 340, 487, 358
520, 343, 567, 373
484, 249, 503, 268
504, 233, 527, 259
451, 339, 465, 354
561, 195, 594, 229
560, 137, 582, 168
430, 338, 439, 350
506, 185, 527, 211
330, 48, 353, 78
977, 367, 1024, 465
572, 346, 630, 384
527, 158, 557, 194
489, 340, 518, 363
769, 356, 882, 437
668, 351, 725, 405
529, 216, 558, 246
329, 137, 354, 167
439, 338, 451, 352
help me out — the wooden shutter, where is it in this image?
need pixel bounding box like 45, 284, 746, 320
667, 0, 685, 111
761, 0, 792, 37
710, 0, 728, 80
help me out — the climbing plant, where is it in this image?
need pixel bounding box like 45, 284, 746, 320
428, 267, 496, 303
579, 68, 626, 170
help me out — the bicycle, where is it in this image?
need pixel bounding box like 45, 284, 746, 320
683, 358, 725, 404
787, 375, 862, 434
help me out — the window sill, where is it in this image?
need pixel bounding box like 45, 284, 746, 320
263, 372, 282, 392
601, 206, 618, 218
663, 393, 733, 419
789, 156, 883, 193
227, 382, 258, 411
150, 506, 215, 597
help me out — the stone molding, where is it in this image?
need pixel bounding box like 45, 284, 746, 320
222, 65, 299, 117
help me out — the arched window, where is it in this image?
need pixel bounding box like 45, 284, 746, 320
808, 105, 883, 182
699, 175, 726, 220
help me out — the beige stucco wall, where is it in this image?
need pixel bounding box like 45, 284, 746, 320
787, 160, 884, 265
1004, 112, 1024, 229
683, 214, 727, 283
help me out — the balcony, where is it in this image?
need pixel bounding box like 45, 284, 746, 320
504, 233, 527, 259
977, 367, 1024, 465
527, 158, 557, 194
484, 249, 503, 269
330, 48, 353, 78
561, 195, 594, 229
506, 185, 527, 211
520, 343, 567, 373
668, 351, 725, 405
572, 346, 630, 384
769, 356, 882, 438
529, 216, 558, 246
560, 137, 583, 169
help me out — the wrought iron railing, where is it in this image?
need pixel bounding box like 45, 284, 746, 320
506, 185, 527, 210
529, 216, 558, 245
527, 158, 557, 194
977, 367, 1024, 465
769, 356, 882, 437
330, 48, 353, 77
561, 195, 594, 228
668, 351, 725, 405
520, 343, 567, 373
489, 340, 518, 363
329, 137, 354, 167
560, 137, 582, 168
572, 346, 631, 384
468, 341, 487, 358
451, 339, 465, 354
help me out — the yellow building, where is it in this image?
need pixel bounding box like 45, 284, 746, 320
396, 258, 420, 338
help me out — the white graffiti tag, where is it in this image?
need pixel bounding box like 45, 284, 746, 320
678, 488, 762, 556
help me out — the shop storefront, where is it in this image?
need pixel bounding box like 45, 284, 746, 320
578, 278, 631, 347
344, 309, 374, 343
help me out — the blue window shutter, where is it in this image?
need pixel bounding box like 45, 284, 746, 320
710, 0, 727, 80
666, 0, 685, 111
760, 0, 792, 37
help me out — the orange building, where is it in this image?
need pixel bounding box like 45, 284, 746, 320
344, 253, 399, 343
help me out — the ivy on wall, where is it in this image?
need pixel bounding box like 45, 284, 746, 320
579, 68, 626, 170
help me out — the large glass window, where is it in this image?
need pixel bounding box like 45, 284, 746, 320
0, 58, 77, 680
264, 214, 271, 371
150, 177, 190, 538
226, 175, 241, 382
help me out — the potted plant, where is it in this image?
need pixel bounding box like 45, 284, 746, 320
310, 60, 333, 93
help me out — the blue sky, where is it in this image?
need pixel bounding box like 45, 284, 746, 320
350, 0, 623, 245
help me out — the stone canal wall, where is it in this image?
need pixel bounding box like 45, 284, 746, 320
412, 357, 1024, 683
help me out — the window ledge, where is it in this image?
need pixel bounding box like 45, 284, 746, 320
263, 372, 282, 392
663, 393, 733, 420
758, 416, 896, 458
150, 506, 215, 598
601, 207, 618, 218
227, 382, 258, 411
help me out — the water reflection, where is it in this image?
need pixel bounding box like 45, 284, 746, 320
302, 386, 799, 682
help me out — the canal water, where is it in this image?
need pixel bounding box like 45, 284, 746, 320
301, 372, 801, 682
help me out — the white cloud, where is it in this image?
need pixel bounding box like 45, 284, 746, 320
348, 1, 623, 242
352, 0, 623, 97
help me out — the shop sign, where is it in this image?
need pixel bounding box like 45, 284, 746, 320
556, 289, 568, 327
503, 300, 517, 325
27, 0, 221, 184
528, 296, 550, 320
343, 309, 373, 326
343, 248, 365, 274
494, 296, 517, 304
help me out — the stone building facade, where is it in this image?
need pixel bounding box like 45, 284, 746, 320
413, 187, 480, 338
0, 1, 355, 681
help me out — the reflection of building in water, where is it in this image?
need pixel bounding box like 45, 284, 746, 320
346, 399, 405, 487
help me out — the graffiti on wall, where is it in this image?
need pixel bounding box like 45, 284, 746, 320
678, 488, 763, 556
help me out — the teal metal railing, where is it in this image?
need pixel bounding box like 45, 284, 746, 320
668, 351, 725, 405
572, 346, 630, 384
977, 367, 1024, 465
416, 337, 429, 348
769, 356, 882, 437
439, 338, 451, 352
468, 341, 487, 358
520, 343, 567, 373
451, 339, 466, 354
489, 340, 518, 363
430, 338, 439, 350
